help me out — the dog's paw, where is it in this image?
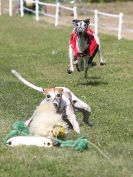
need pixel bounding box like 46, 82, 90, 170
100, 62, 106, 66
67, 69, 73, 74
67, 66, 74, 74
83, 120, 94, 127
90, 62, 97, 67
88, 121, 94, 127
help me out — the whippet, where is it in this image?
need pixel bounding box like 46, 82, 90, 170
11, 70, 92, 134
67, 19, 105, 78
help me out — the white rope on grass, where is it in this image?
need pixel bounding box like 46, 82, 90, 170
89, 141, 114, 166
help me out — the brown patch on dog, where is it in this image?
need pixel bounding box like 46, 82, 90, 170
43, 88, 63, 95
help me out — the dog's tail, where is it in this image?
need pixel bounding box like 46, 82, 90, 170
11, 70, 43, 93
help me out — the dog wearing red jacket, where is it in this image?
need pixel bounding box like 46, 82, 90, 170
67, 19, 105, 78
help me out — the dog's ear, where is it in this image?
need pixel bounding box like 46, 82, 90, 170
84, 19, 90, 25
58, 88, 64, 94
72, 19, 79, 26
43, 88, 48, 95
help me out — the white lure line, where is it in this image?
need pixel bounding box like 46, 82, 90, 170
6, 136, 53, 147
11, 70, 43, 93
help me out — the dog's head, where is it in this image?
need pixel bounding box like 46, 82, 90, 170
43, 88, 63, 110
72, 19, 90, 36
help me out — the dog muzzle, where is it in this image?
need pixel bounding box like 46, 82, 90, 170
53, 99, 60, 108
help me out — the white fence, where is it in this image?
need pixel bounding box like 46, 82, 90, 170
0, 0, 133, 40
0, 0, 1, 16
8, 0, 77, 26
78, 8, 133, 40
94, 10, 123, 40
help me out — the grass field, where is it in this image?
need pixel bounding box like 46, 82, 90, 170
0, 16, 133, 177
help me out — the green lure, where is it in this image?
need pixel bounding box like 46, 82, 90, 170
55, 137, 89, 152
4, 121, 29, 144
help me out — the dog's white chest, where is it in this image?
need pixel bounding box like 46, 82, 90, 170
28, 103, 67, 137
76, 38, 88, 53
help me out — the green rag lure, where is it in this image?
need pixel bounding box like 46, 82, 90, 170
4, 121, 29, 144
55, 137, 89, 152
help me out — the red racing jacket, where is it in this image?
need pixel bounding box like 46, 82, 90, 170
70, 28, 98, 58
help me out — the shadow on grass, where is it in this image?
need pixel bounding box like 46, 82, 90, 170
78, 77, 108, 86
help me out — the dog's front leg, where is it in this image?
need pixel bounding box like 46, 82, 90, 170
67, 45, 75, 74
65, 101, 80, 134
67, 114, 80, 134
97, 48, 105, 66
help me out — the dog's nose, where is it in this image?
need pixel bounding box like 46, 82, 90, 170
53, 103, 58, 107
78, 27, 82, 32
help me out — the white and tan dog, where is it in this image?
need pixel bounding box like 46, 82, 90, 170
11, 70, 92, 134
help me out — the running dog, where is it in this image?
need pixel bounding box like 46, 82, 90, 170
11, 70, 92, 134
67, 19, 105, 78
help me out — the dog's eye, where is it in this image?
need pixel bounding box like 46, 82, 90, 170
47, 142, 51, 146
84, 23, 87, 27
57, 94, 61, 97
47, 94, 51, 98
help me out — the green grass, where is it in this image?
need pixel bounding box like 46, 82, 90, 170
0, 15, 133, 177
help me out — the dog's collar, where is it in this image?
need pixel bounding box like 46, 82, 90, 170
56, 97, 62, 114
78, 49, 88, 57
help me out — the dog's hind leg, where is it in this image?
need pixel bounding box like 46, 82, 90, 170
98, 48, 105, 66
73, 99, 93, 127
95, 36, 105, 65
68, 90, 93, 127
